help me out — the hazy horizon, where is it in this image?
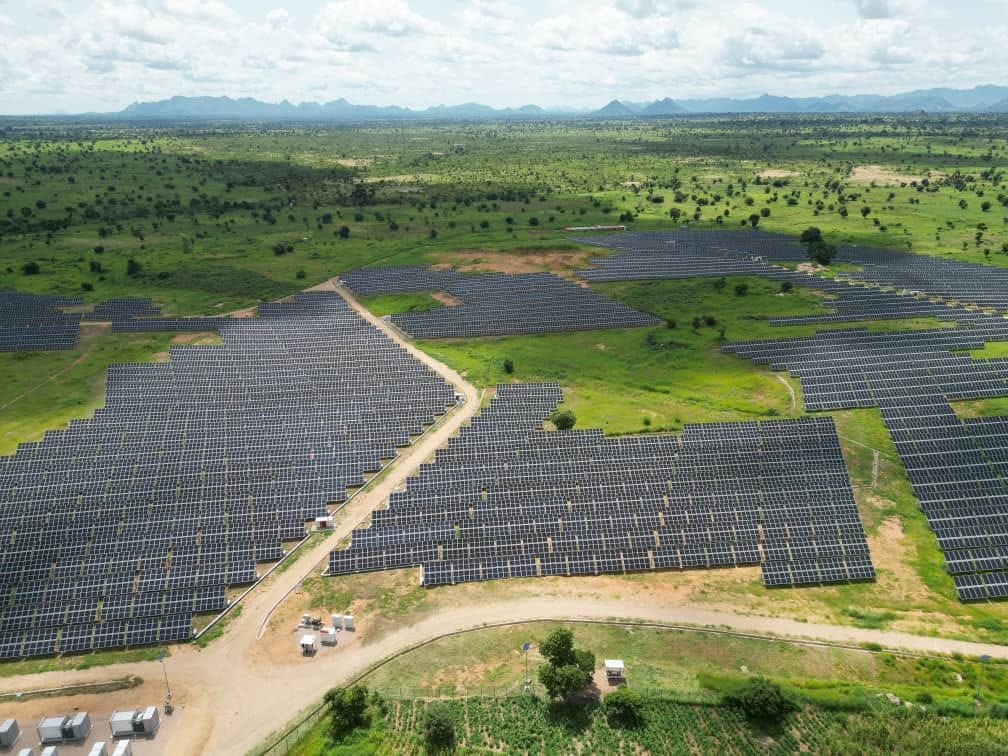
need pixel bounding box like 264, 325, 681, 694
0, 0, 1005, 115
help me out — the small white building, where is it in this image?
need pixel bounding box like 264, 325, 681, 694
604, 659, 625, 682
300, 634, 317, 655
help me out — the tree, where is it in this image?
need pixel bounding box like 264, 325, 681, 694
423, 702, 455, 752
799, 227, 822, 245
89, 260, 103, 273
605, 688, 644, 728
807, 241, 837, 265
503, 358, 514, 374
726, 676, 794, 721
550, 409, 576, 431
325, 685, 369, 741
860, 205, 871, 218
748, 213, 760, 228
760, 207, 770, 218
126, 258, 142, 276
537, 628, 594, 699
22, 261, 40, 275
982, 201, 992, 212
338, 225, 350, 239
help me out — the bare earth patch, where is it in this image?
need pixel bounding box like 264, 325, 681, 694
865, 516, 931, 605
621, 181, 642, 188
850, 165, 939, 185
431, 249, 597, 275
796, 262, 826, 274
758, 169, 800, 178
335, 158, 372, 167
431, 291, 461, 306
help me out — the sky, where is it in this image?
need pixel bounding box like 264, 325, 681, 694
0, 0, 1005, 114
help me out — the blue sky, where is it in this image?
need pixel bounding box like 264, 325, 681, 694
0, 0, 1004, 114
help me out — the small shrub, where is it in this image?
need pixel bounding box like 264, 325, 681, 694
503, 358, 514, 374
423, 701, 455, 752
550, 409, 576, 431
781, 281, 793, 293
22, 261, 40, 275
605, 688, 644, 728
126, 258, 142, 276
726, 676, 795, 721
324, 685, 369, 742
295, 270, 306, 280
734, 283, 749, 296
81, 282, 94, 291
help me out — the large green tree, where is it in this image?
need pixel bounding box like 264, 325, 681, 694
537, 628, 595, 699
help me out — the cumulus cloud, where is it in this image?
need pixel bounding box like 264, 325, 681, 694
0, 0, 1002, 113
853, 0, 894, 19
532, 6, 679, 56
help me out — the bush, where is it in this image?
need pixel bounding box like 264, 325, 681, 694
550, 409, 576, 431
780, 281, 793, 293
726, 676, 794, 721
89, 260, 103, 273
324, 685, 369, 741
22, 261, 40, 275
295, 270, 306, 280
503, 358, 514, 374
605, 688, 644, 728
734, 283, 749, 296
81, 282, 94, 291
338, 225, 350, 239
93, 245, 105, 254
126, 258, 142, 276
423, 701, 455, 751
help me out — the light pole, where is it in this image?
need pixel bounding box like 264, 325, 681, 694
522, 642, 532, 693
976, 654, 991, 702
158, 649, 173, 712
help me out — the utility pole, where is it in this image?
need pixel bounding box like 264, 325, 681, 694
159, 649, 173, 713
976, 654, 991, 702
522, 642, 532, 693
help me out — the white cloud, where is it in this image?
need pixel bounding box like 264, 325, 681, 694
853, 0, 894, 19
0, 0, 1003, 113
532, 6, 679, 57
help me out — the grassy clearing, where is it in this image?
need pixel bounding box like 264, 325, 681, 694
0, 329, 215, 454
0, 646, 164, 678
413, 276, 954, 435
357, 292, 442, 317
355, 621, 1008, 706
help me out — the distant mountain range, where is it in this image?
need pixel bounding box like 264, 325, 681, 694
111, 86, 1008, 120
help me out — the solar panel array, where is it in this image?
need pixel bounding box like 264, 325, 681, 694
570, 229, 1008, 602
328, 383, 873, 589
0, 290, 83, 352
0, 291, 455, 659
340, 266, 661, 338
83, 297, 162, 321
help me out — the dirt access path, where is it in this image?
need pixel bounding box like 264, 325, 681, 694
3, 281, 1008, 755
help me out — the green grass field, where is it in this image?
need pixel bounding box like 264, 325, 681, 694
2, 115, 1008, 686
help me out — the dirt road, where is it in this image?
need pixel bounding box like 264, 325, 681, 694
2, 281, 1006, 755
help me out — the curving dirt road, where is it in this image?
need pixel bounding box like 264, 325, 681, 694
2, 281, 1006, 755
